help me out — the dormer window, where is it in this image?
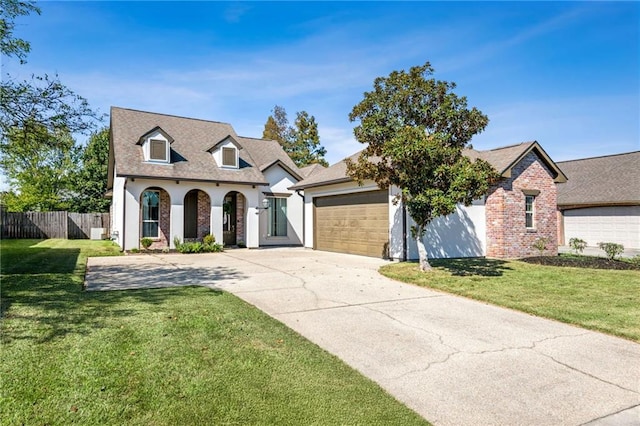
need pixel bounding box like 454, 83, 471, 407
138, 126, 173, 164
149, 139, 167, 161
209, 135, 242, 169
222, 147, 237, 167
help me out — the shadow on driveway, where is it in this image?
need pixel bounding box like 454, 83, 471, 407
85, 257, 246, 291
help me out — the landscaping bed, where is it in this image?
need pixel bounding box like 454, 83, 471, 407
521, 255, 640, 270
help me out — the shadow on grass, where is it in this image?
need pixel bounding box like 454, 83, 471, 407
1, 243, 245, 344
431, 257, 513, 277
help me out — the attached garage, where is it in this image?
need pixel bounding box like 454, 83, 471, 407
563, 206, 640, 249
313, 190, 389, 258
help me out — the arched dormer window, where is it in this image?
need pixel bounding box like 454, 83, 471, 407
138, 126, 174, 164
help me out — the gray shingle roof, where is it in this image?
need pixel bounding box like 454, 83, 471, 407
110, 107, 301, 186
291, 141, 566, 190
556, 151, 640, 207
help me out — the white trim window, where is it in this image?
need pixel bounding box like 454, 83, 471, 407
267, 197, 287, 237
149, 139, 168, 162
142, 190, 160, 238
222, 147, 238, 168
525, 195, 535, 229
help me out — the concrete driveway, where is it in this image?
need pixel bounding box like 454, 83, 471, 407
86, 248, 640, 426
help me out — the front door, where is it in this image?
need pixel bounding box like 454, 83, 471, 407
223, 193, 237, 246
184, 191, 198, 239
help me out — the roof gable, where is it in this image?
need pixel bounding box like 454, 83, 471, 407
136, 126, 174, 145
207, 135, 243, 152
466, 141, 567, 183
260, 159, 303, 181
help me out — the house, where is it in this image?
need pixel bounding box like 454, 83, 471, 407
556, 151, 640, 250
107, 107, 309, 251
290, 141, 567, 260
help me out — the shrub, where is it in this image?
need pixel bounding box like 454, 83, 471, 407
598, 242, 624, 260
162, 247, 170, 254
173, 234, 224, 254
129, 248, 140, 254
237, 240, 246, 248
568, 237, 587, 254
532, 237, 549, 255
629, 255, 640, 266
176, 242, 204, 254
140, 238, 153, 250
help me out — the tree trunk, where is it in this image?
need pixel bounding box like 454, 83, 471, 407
416, 226, 432, 271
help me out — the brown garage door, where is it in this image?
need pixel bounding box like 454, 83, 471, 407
314, 190, 389, 258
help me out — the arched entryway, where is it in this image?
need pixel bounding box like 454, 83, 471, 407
222, 191, 246, 246
184, 189, 211, 240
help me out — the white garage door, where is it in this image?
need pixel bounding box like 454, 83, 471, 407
563, 206, 640, 249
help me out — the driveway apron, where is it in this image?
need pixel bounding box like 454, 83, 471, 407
86, 248, 640, 426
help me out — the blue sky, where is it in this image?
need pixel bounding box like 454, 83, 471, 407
5, 1, 639, 165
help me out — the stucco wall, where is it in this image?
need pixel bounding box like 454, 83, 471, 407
118, 178, 261, 250
405, 201, 487, 260
486, 151, 558, 258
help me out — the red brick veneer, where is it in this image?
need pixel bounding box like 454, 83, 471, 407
485, 151, 558, 258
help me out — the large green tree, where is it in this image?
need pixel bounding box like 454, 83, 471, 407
69, 127, 110, 213
346, 62, 498, 271
263, 105, 327, 167
0, 0, 100, 211
0, 123, 80, 211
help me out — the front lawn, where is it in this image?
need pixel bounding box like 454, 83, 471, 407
1, 239, 427, 425
380, 258, 640, 342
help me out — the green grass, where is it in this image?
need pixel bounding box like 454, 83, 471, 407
1, 239, 427, 425
380, 258, 640, 342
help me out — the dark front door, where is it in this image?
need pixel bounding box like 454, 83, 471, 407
184, 191, 198, 239
223, 193, 236, 246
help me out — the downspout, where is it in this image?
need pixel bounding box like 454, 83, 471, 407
122, 177, 127, 251
402, 201, 407, 261
296, 190, 305, 246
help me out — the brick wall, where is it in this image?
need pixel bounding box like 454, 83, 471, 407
486, 151, 558, 258
236, 193, 245, 244
197, 190, 210, 239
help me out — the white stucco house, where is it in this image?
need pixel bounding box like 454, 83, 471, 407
107, 107, 307, 251
108, 107, 566, 260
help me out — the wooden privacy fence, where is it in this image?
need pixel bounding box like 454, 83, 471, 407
0, 210, 110, 240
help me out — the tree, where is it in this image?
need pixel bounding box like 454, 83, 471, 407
1, 0, 40, 63
0, 0, 101, 210
0, 122, 80, 211
69, 127, 110, 213
291, 111, 328, 167
346, 62, 499, 271
262, 105, 327, 167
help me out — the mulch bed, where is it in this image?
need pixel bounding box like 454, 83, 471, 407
521, 256, 640, 271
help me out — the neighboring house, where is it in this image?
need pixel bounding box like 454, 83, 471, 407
107, 107, 310, 251
556, 151, 640, 250
290, 142, 567, 260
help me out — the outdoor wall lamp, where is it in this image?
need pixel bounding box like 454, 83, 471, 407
255, 198, 270, 213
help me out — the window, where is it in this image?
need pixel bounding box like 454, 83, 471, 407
142, 190, 160, 238
525, 195, 535, 229
267, 197, 287, 237
222, 147, 237, 167
149, 139, 167, 161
